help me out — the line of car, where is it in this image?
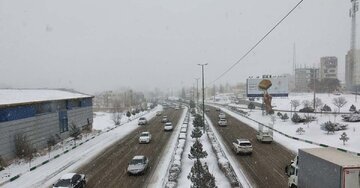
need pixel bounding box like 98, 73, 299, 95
211, 107, 274, 155
212, 108, 254, 155
128, 112, 174, 175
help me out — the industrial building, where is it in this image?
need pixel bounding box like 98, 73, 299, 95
319, 56, 338, 80
345, 49, 360, 90
294, 67, 319, 92
0, 89, 93, 160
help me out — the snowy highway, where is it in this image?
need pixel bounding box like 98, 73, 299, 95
206, 105, 295, 188
75, 108, 183, 188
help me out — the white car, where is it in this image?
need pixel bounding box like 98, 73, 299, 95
218, 113, 226, 119
127, 155, 149, 175
256, 131, 273, 143
218, 118, 227, 126
53, 173, 86, 188
232, 139, 253, 155
156, 111, 162, 116
139, 132, 151, 143
164, 122, 173, 131
138, 117, 147, 125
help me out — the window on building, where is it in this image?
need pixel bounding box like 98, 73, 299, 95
59, 111, 68, 133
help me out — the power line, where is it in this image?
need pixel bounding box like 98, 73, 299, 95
209, 0, 304, 85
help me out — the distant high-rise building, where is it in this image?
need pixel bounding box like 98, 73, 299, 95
345, 0, 359, 91
294, 66, 319, 92
345, 49, 360, 90
319, 56, 338, 80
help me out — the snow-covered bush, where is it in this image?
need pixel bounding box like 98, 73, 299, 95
281, 113, 289, 121
299, 107, 314, 113
321, 121, 348, 134
291, 113, 306, 123
207, 131, 239, 186
321, 104, 332, 112
339, 132, 349, 145
187, 160, 217, 188
296, 127, 305, 135
0, 155, 5, 171
342, 113, 360, 122
248, 102, 255, 110
349, 104, 357, 112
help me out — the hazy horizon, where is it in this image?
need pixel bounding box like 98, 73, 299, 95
0, 0, 358, 94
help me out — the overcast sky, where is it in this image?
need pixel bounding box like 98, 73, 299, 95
0, 0, 358, 94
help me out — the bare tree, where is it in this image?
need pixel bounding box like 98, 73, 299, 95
69, 122, 81, 145
333, 97, 347, 113
290, 100, 300, 111
312, 97, 323, 111
111, 99, 122, 126
302, 100, 311, 108
14, 133, 34, 160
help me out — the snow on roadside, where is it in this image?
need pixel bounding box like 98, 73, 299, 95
209, 92, 360, 154
2, 106, 161, 188
147, 108, 188, 188
210, 104, 316, 154
205, 115, 253, 188
177, 115, 231, 188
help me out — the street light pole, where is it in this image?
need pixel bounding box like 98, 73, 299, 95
198, 63, 208, 132
313, 66, 316, 111
195, 78, 200, 107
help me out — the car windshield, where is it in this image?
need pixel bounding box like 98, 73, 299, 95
139, 118, 145, 120
130, 159, 144, 165
54, 179, 71, 187
140, 133, 149, 137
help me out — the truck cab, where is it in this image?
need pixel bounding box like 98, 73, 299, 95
285, 156, 298, 188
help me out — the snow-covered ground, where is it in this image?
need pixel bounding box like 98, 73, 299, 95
210, 93, 360, 154
177, 115, 231, 188
1, 107, 159, 188
1, 105, 238, 188
3, 92, 356, 188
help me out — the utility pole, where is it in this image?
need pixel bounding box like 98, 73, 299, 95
350, 0, 358, 94
198, 63, 208, 132
313, 66, 316, 111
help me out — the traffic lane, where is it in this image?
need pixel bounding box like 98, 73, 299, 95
206, 106, 294, 188
76, 109, 182, 188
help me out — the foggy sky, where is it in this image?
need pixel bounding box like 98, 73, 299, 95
0, 0, 358, 94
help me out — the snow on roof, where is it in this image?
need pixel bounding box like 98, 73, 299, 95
60, 173, 76, 179
302, 148, 360, 167
0, 89, 92, 106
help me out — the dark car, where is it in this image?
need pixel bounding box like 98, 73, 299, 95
53, 173, 86, 188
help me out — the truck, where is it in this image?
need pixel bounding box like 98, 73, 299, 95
285, 148, 360, 188
256, 123, 273, 143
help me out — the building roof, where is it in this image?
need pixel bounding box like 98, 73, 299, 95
0, 89, 92, 107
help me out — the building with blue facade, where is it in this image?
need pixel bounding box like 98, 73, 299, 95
0, 89, 93, 160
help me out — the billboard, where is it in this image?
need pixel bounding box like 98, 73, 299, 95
246, 76, 289, 97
